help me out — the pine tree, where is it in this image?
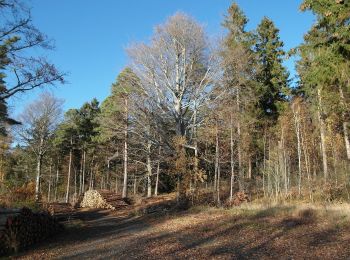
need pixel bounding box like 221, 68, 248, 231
99, 68, 139, 197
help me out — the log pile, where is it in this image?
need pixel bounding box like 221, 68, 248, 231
45, 203, 79, 222
46, 203, 74, 215
0, 207, 63, 255
80, 190, 129, 210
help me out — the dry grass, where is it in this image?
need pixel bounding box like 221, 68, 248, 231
235, 201, 350, 221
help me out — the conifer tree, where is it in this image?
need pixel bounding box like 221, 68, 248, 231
221, 2, 259, 191
255, 17, 289, 123
99, 68, 139, 197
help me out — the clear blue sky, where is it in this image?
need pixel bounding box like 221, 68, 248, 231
10, 0, 314, 117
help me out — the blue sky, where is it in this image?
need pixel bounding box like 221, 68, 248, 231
10, 0, 315, 117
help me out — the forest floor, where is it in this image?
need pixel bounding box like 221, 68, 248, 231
12, 196, 350, 260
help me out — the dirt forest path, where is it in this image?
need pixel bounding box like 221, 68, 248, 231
15, 208, 155, 259
13, 202, 350, 260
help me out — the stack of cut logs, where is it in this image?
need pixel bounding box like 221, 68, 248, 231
46, 203, 74, 215
46, 203, 78, 222
0, 207, 63, 255
80, 190, 129, 210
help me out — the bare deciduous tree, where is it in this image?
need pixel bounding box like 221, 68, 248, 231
128, 12, 219, 139
0, 0, 65, 101
127, 13, 220, 199
17, 92, 63, 201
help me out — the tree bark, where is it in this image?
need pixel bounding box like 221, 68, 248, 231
317, 88, 328, 180
79, 152, 83, 195
248, 157, 252, 179
214, 121, 219, 192
65, 138, 73, 203
263, 131, 266, 197
82, 149, 86, 193
217, 162, 221, 205
292, 103, 302, 195
115, 172, 118, 194
122, 96, 128, 198
146, 139, 152, 198
230, 114, 235, 201
54, 158, 59, 201
35, 153, 43, 202
154, 142, 161, 197
236, 88, 243, 191
47, 160, 52, 203
107, 159, 111, 191
74, 166, 77, 196
35, 137, 44, 202
339, 85, 350, 160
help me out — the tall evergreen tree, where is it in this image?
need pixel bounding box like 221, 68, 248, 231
99, 68, 139, 197
255, 17, 289, 123
221, 2, 260, 191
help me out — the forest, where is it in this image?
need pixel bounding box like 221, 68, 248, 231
0, 0, 350, 258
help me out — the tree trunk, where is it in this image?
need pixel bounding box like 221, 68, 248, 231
82, 149, 86, 193
339, 85, 350, 160
292, 103, 302, 195
133, 175, 137, 195
35, 137, 45, 202
236, 88, 243, 191
65, 141, 73, 203
317, 88, 328, 180
214, 121, 219, 192
146, 139, 152, 198
263, 131, 266, 197
230, 114, 235, 201
122, 96, 128, 198
54, 159, 59, 201
300, 120, 311, 181
79, 152, 83, 195
89, 169, 92, 189
342, 122, 350, 160
89, 157, 95, 190
107, 159, 111, 191
154, 142, 161, 197
154, 161, 160, 197
35, 153, 43, 202
217, 163, 221, 205
47, 161, 52, 203
74, 166, 77, 196
248, 157, 252, 179
193, 107, 199, 196
267, 138, 271, 196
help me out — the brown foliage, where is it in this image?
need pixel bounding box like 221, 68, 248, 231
11, 182, 36, 201
225, 191, 249, 207
1, 182, 36, 208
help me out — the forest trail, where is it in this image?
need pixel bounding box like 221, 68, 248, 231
14, 202, 350, 259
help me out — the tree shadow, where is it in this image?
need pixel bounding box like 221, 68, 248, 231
15, 205, 350, 259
